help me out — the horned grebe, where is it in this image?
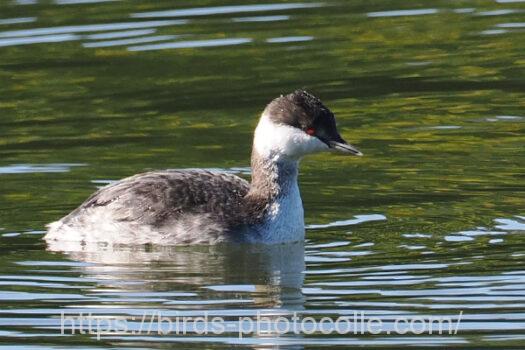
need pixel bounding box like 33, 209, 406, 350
44, 90, 362, 245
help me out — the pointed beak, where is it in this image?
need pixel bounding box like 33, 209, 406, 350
314, 122, 363, 156
328, 140, 363, 156
325, 132, 363, 156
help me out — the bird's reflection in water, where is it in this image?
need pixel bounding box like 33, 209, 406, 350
46, 239, 306, 310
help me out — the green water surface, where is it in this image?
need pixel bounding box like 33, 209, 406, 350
0, 0, 524, 348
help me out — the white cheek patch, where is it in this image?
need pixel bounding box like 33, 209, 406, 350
254, 114, 329, 159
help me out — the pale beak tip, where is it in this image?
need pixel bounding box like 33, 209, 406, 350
328, 140, 363, 156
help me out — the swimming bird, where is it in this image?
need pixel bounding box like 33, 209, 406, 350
44, 90, 362, 245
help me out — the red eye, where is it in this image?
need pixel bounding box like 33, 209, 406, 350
306, 128, 315, 135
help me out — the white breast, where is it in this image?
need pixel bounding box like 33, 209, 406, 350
252, 181, 305, 243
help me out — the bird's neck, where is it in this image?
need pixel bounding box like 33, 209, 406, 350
248, 149, 299, 201
242, 148, 304, 242
248, 114, 301, 199
238, 115, 305, 242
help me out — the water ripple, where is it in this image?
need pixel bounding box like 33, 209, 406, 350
127, 38, 252, 52
367, 9, 439, 18
0, 20, 186, 38
0, 163, 85, 174
83, 34, 177, 48
233, 15, 290, 23
494, 217, 525, 231
307, 214, 387, 229
85, 28, 157, 40
0, 33, 79, 47
266, 35, 313, 43
55, 0, 120, 4
0, 17, 36, 25
477, 9, 522, 16
131, 3, 322, 19
496, 22, 525, 28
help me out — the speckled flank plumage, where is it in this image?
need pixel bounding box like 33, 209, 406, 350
45, 90, 360, 245
46, 170, 252, 244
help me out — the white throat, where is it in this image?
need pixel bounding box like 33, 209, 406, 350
253, 113, 328, 161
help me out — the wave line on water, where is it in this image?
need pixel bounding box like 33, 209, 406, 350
83, 35, 178, 48
0, 17, 36, 25
367, 9, 439, 18
307, 214, 387, 230
131, 3, 322, 19
0, 20, 186, 38
127, 38, 252, 51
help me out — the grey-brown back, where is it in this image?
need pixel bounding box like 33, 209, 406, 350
61, 170, 251, 230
